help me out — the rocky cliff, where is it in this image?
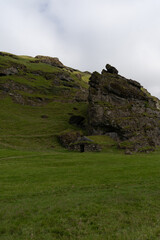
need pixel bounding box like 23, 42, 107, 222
88, 64, 160, 153
1, 51, 160, 153
0, 52, 89, 106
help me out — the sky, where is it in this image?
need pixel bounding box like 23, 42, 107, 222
1, 0, 160, 97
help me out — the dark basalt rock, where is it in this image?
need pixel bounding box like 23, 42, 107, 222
88, 65, 160, 152
106, 64, 118, 74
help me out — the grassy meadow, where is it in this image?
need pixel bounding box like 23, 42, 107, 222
1, 149, 160, 239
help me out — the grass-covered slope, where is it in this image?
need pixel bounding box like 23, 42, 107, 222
1, 52, 160, 240
0, 52, 92, 151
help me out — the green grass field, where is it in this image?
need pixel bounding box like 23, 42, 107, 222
1, 149, 160, 240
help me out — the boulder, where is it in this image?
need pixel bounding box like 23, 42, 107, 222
106, 64, 118, 74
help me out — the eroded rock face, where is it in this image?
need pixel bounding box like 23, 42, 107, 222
88, 66, 160, 152
0, 67, 18, 76
34, 55, 64, 68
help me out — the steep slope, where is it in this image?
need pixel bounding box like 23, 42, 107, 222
0, 52, 90, 105
88, 65, 160, 153
0, 52, 90, 150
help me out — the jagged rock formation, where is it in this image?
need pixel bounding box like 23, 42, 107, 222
88, 64, 160, 153
106, 64, 118, 74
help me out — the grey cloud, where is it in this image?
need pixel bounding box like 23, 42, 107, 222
0, 0, 160, 97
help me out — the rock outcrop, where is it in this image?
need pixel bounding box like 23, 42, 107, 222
34, 55, 64, 68
106, 64, 118, 74
88, 64, 160, 152
0, 67, 18, 76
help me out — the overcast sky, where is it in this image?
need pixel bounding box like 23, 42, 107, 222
1, 0, 160, 97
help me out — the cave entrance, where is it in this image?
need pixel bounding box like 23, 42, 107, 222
80, 144, 85, 152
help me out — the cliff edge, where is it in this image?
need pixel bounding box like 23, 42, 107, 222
88, 64, 160, 153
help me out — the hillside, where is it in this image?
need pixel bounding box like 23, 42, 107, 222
2, 53, 160, 240
0, 52, 160, 153
0, 52, 91, 151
